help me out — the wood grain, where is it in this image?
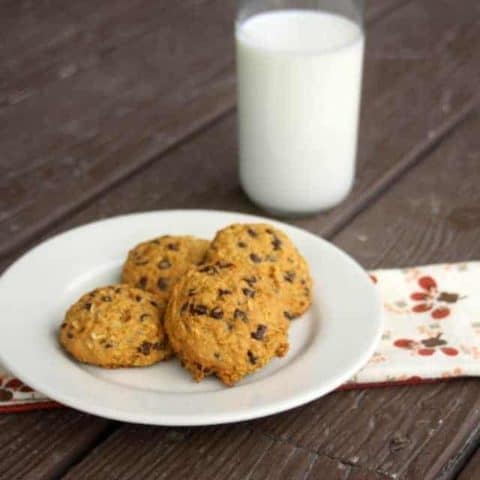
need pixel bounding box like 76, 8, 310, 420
0, 0, 235, 258
60, 423, 388, 480
0, 410, 110, 480
3, 0, 478, 266
0, 0, 418, 262
0, 0, 398, 107
0, 0, 211, 107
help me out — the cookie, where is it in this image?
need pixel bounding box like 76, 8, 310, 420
122, 235, 209, 311
205, 223, 312, 319
165, 261, 289, 386
60, 285, 172, 367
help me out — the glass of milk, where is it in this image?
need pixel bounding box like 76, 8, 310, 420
236, 0, 365, 216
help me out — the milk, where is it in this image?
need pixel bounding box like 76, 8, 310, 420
236, 10, 364, 214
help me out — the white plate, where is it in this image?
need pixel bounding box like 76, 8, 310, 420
0, 210, 381, 425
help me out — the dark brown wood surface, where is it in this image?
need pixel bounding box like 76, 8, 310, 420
1, 0, 480, 479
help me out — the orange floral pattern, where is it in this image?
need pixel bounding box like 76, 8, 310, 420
351, 262, 479, 386
410, 275, 465, 319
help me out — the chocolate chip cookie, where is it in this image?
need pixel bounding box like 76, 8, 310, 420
205, 223, 312, 319
60, 285, 172, 367
122, 235, 209, 311
165, 262, 289, 386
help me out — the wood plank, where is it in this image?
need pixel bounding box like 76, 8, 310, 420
0, 0, 236, 259
3, 0, 479, 266
58, 106, 480, 480
60, 423, 387, 480
0, 0, 206, 107
61, 425, 294, 479
251, 110, 480, 480
0, 0, 397, 107
0, 410, 110, 480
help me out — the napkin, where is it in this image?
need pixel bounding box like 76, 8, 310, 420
1, 262, 478, 412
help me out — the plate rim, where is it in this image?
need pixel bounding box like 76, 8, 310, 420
0, 209, 383, 425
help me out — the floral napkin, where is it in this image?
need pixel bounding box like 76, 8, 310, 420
1, 262, 478, 412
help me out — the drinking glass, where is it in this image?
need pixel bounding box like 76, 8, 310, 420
236, 0, 365, 216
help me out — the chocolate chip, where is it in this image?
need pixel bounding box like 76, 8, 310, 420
214, 352, 221, 359
250, 253, 262, 263
284, 311, 295, 320
266, 228, 273, 234
137, 341, 152, 355
135, 295, 142, 302
113, 288, 121, 294
137, 277, 148, 289
101, 296, 112, 302
210, 307, 224, 319
218, 288, 232, 298
247, 350, 258, 365
140, 313, 151, 321
167, 243, 180, 251
237, 241, 247, 248
61, 323, 67, 329
158, 259, 171, 269
247, 228, 258, 237
150, 300, 158, 307
243, 276, 257, 287
300, 279, 306, 285
105, 343, 112, 349
234, 309, 248, 321
157, 277, 169, 291
251, 324, 267, 340
284, 271, 296, 283
181, 302, 189, 314
187, 288, 197, 297
304, 287, 310, 296
242, 288, 255, 298
199, 265, 218, 275
67, 333, 74, 339
84, 303, 92, 311
190, 304, 208, 315
272, 236, 282, 250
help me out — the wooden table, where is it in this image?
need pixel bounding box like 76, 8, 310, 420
2, 1, 480, 478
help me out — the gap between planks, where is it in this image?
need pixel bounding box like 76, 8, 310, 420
50, 422, 122, 480
319, 93, 480, 240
